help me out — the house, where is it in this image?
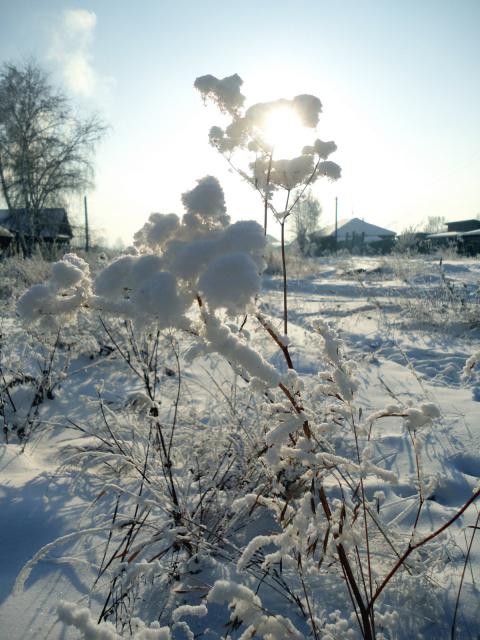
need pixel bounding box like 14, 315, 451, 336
427, 219, 480, 256
310, 217, 396, 255
0, 208, 73, 255
446, 219, 480, 233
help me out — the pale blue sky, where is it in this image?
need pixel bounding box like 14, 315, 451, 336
1, 1, 479, 243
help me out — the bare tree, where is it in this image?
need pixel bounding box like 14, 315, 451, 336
395, 224, 419, 254
0, 61, 106, 255
291, 191, 322, 255
423, 215, 446, 234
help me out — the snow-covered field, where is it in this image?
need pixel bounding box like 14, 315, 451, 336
1, 253, 479, 639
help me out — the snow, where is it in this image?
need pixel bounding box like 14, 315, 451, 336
134, 213, 180, 250
316, 159, 342, 181
129, 270, 189, 328
4, 66, 480, 639
198, 251, 261, 313
207, 580, 303, 639
291, 94, 323, 127
302, 138, 338, 159
17, 183, 266, 332
50, 258, 86, 291
242, 94, 322, 134
194, 73, 245, 114
181, 175, 229, 230
94, 255, 138, 297
2, 253, 480, 638
270, 155, 315, 190
57, 602, 173, 639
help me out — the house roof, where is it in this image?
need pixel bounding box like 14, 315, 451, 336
426, 231, 459, 239
446, 219, 480, 226
0, 208, 73, 239
317, 217, 395, 238
461, 229, 480, 236
428, 229, 480, 238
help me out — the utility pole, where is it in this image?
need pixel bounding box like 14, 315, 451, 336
84, 195, 90, 252
335, 196, 338, 254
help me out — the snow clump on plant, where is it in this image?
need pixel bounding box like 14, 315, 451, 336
133, 212, 179, 250
195, 73, 341, 211
17, 176, 266, 330
303, 138, 337, 159
193, 73, 245, 114
17, 253, 92, 328
181, 175, 229, 231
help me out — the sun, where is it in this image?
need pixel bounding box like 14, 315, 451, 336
262, 106, 310, 158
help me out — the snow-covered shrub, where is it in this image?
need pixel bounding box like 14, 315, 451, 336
380, 254, 480, 329
1, 251, 124, 444
13, 75, 480, 640
0, 313, 81, 444
16, 216, 460, 638
0, 255, 52, 304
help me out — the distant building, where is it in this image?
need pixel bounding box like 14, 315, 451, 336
427, 218, 480, 255
446, 219, 480, 233
310, 217, 396, 254
0, 208, 73, 255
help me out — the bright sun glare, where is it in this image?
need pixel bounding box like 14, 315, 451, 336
262, 106, 310, 158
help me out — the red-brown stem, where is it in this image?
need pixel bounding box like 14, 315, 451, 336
351, 411, 374, 607
451, 510, 480, 639
278, 383, 301, 411
264, 151, 273, 235
280, 190, 291, 336
368, 488, 480, 611
256, 313, 294, 369
300, 574, 319, 640
408, 429, 425, 543
280, 220, 288, 336
318, 487, 373, 640
285, 158, 322, 216
278, 382, 311, 438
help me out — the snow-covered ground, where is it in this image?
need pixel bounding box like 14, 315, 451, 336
1, 254, 479, 639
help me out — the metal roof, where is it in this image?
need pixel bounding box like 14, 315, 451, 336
427, 230, 480, 239
426, 231, 459, 238
318, 217, 395, 238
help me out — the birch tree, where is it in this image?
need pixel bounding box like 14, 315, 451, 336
0, 61, 106, 255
